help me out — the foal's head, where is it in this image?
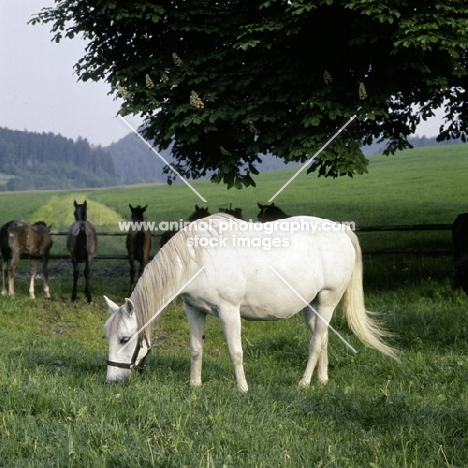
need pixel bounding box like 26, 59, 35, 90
129, 204, 148, 222
257, 202, 289, 223
188, 204, 210, 222
73, 200, 88, 221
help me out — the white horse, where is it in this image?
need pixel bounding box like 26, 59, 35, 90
104, 214, 397, 391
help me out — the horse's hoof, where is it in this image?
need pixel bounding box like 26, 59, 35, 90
298, 379, 311, 388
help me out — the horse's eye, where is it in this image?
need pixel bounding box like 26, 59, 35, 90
119, 336, 131, 344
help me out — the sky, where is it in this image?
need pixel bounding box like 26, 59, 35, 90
0, 0, 140, 147
0, 1, 444, 148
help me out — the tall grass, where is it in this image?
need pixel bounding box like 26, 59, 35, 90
0, 144, 468, 467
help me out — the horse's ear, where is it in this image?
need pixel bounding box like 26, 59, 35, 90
143, 205, 148, 211
195, 204, 200, 210
104, 295, 119, 314
124, 298, 135, 316
84, 200, 87, 207
74, 200, 78, 207
257, 203, 264, 209
129, 204, 133, 210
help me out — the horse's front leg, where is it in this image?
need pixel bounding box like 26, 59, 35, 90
183, 303, 206, 387
218, 306, 248, 392
29, 259, 37, 299
8, 253, 20, 297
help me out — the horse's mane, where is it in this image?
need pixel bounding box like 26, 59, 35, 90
130, 213, 237, 333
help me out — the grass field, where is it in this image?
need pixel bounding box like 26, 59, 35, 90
0, 144, 468, 467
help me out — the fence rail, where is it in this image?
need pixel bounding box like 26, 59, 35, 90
44, 224, 454, 259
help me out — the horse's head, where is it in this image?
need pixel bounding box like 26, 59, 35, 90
129, 204, 148, 222
73, 200, 88, 221
104, 296, 151, 382
32, 221, 52, 231
188, 205, 211, 222
219, 206, 243, 220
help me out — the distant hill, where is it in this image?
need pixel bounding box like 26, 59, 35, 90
106, 134, 303, 184
107, 133, 462, 184
0, 126, 463, 191
361, 135, 463, 156
0, 127, 118, 191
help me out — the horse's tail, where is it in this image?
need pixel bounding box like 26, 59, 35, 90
77, 222, 88, 254
342, 229, 399, 361
134, 231, 145, 261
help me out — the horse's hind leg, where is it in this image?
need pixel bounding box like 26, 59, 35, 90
29, 259, 37, 299
299, 297, 336, 388
71, 257, 79, 301
128, 257, 136, 296
42, 256, 51, 298
84, 256, 93, 303
1, 258, 8, 296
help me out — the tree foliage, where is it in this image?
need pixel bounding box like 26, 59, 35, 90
32, 0, 468, 188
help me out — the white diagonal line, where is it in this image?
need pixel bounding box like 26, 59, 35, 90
118, 115, 208, 203
118, 266, 207, 354
268, 114, 357, 202
269, 266, 357, 353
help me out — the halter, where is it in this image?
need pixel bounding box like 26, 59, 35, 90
106, 332, 151, 374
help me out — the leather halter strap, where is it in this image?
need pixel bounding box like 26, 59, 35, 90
106, 332, 151, 374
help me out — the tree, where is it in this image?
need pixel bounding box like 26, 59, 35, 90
32, 0, 468, 188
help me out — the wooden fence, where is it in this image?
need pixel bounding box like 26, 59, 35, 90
45, 223, 454, 260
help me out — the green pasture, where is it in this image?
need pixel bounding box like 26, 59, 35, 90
0, 144, 468, 467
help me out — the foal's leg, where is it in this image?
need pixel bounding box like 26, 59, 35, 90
84, 255, 93, 303
299, 295, 336, 387
29, 259, 37, 299
71, 256, 79, 301
128, 256, 136, 296
218, 306, 248, 392
183, 303, 207, 387
42, 256, 51, 299
8, 253, 20, 297
1, 258, 8, 296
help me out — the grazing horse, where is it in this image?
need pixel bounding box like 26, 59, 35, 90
126, 204, 152, 295
159, 204, 211, 248
0, 220, 53, 298
104, 214, 397, 390
449, 213, 468, 295
67, 200, 97, 303
257, 202, 290, 222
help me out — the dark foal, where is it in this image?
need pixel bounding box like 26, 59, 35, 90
257, 202, 290, 222
126, 204, 152, 295
67, 200, 97, 302
160, 205, 211, 248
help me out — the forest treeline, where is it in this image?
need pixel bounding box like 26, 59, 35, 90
0, 128, 118, 190
0, 126, 462, 191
